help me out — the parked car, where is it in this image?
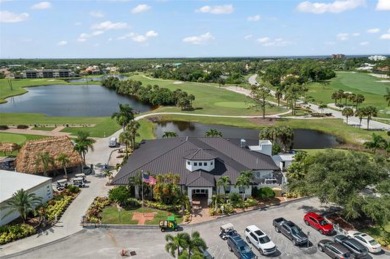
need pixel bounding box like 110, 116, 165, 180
108, 137, 117, 147
273, 217, 308, 246
318, 239, 354, 259
347, 231, 382, 254
227, 235, 257, 259
334, 235, 368, 258
304, 212, 334, 235
244, 225, 276, 255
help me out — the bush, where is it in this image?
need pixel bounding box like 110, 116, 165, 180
228, 192, 243, 208
244, 198, 258, 207
0, 125, 9, 130
257, 187, 275, 200
127, 198, 141, 208
85, 197, 111, 223
144, 200, 180, 212
108, 186, 130, 206
0, 224, 36, 245
16, 125, 29, 129
66, 185, 80, 194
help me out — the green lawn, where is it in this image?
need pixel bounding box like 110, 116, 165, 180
0, 132, 45, 144
100, 205, 182, 225
306, 72, 390, 116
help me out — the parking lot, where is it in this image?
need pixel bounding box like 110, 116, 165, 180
7, 198, 389, 259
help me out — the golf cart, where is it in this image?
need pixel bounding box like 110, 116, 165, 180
73, 177, 85, 188
159, 215, 179, 232
56, 179, 68, 191
75, 173, 86, 181
219, 223, 238, 240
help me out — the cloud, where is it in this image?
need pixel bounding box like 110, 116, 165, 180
337, 33, 349, 40
117, 30, 158, 43
90, 11, 104, 18
376, 0, 390, 10
131, 4, 151, 14
91, 21, 127, 30
367, 28, 380, 33
77, 30, 104, 42
296, 0, 365, 14
247, 15, 260, 22
57, 41, 67, 46
380, 32, 390, 39
31, 1, 52, 10
244, 34, 253, 40
352, 32, 360, 36
196, 5, 234, 14
359, 41, 369, 45
257, 37, 290, 46
0, 11, 29, 23
182, 32, 215, 45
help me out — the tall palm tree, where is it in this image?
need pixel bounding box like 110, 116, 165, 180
275, 126, 294, 152
126, 120, 140, 149
342, 107, 354, 124
364, 106, 378, 130
275, 88, 283, 106
165, 233, 189, 257
119, 130, 133, 157
111, 103, 135, 130
355, 94, 365, 108
235, 170, 253, 199
56, 153, 70, 180
205, 129, 222, 137
186, 231, 207, 258
217, 176, 230, 195
250, 84, 271, 119
74, 131, 95, 165
2, 189, 42, 223
35, 151, 55, 176
162, 131, 178, 138
355, 108, 365, 126
384, 87, 390, 106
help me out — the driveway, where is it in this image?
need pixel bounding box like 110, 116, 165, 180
4, 198, 389, 259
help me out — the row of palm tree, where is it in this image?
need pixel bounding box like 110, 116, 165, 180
331, 90, 365, 108
342, 106, 378, 129
165, 231, 207, 258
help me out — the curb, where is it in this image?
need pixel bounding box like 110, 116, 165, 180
0, 229, 87, 259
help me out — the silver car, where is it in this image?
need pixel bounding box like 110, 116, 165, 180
318, 239, 354, 259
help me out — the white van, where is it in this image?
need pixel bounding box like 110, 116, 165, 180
108, 137, 117, 147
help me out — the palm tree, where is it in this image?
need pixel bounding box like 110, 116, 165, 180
384, 87, 390, 106
186, 231, 207, 258
331, 91, 339, 104
126, 120, 140, 149
318, 104, 327, 114
274, 88, 283, 106
74, 131, 95, 165
217, 176, 230, 195
364, 133, 388, 153
355, 108, 365, 126
165, 233, 189, 257
235, 170, 253, 199
205, 129, 222, 137
2, 189, 42, 223
111, 103, 135, 130
56, 153, 70, 180
250, 84, 271, 119
162, 131, 178, 138
342, 107, 354, 124
119, 130, 133, 157
275, 126, 294, 152
35, 151, 55, 176
363, 106, 378, 130
355, 94, 365, 108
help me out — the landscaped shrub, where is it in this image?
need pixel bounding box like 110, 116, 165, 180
0, 224, 36, 245
46, 195, 73, 221
85, 196, 111, 223
257, 187, 275, 200
108, 186, 130, 206
66, 185, 80, 194
16, 125, 29, 129
144, 200, 180, 212
228, 192, 243, 208
244, 198, 258, 207
0, 125, 9, 130
126, 198, 141, 208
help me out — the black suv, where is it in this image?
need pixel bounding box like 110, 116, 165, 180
334, 235, 368, 258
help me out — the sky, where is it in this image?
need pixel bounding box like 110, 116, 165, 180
0, 0, 389, 59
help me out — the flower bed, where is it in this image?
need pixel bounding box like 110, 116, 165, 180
0, 224, 36, 245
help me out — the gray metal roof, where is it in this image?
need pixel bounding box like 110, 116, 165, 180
112, 137, 279, 187
186, 170, 215, 187
183, 148, 216, 160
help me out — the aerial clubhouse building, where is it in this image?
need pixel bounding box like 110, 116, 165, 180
111, 137, 280, 204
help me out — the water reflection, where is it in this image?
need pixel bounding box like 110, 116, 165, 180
154, 121, 340, 149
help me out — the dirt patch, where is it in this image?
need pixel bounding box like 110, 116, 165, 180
132, 212, 157, 225
247, 117, 277, 126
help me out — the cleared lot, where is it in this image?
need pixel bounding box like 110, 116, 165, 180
6, 198, 389, 259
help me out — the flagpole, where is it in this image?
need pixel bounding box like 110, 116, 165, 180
141, 170, 144, 212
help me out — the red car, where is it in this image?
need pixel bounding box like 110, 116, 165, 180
304, 212, 334, 235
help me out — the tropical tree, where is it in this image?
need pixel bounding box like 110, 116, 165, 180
126, 120, 140, 149
275, 126, 294, 152
384, 87, 390, 106
274, 88, 283, 106
363, 133, 388, 153
153, 173, 181, 204
56, 153, 70, 179
185, 231, 207, 258
165, 233, 189, 257
342, 107, 354, 124
250, 84, 271, 119
2, 189, 42, 222
35, 151, 55, 176
119, 130, 133, 158
318, 104, 327, 114
162, 131, 178, 138
235, 170, 253, 199
73, 131, 95, 165
111, 103, 135, 130
363, 106, 378, 130
355, 94, 365, 108
217, 176, 230, 195
205, 129, 222, 137
355, 108, 365, 126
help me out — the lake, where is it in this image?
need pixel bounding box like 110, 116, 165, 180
0, 85, 152, 116
154, 121, 340, 149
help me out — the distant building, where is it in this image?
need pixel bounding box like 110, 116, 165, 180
368, 55, 387, 61
332, 54, 345, 59
23, 69, 72, 79
0, 170, 53, 226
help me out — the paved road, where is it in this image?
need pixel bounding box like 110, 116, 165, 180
248, 74, 390, 131
4, 198, 389, 259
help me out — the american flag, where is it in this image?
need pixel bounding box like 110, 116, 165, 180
142, 173, 157, 185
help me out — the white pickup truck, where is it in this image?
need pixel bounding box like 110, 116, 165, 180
244, 225, 277, 255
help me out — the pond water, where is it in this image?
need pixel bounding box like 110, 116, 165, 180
0, 85, 152, 116
154, 121, 340, 149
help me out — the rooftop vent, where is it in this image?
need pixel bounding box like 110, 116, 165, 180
240, 138, 246, 148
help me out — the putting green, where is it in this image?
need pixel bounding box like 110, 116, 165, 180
214, 102, 249, 108
0, 133, 27, 144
